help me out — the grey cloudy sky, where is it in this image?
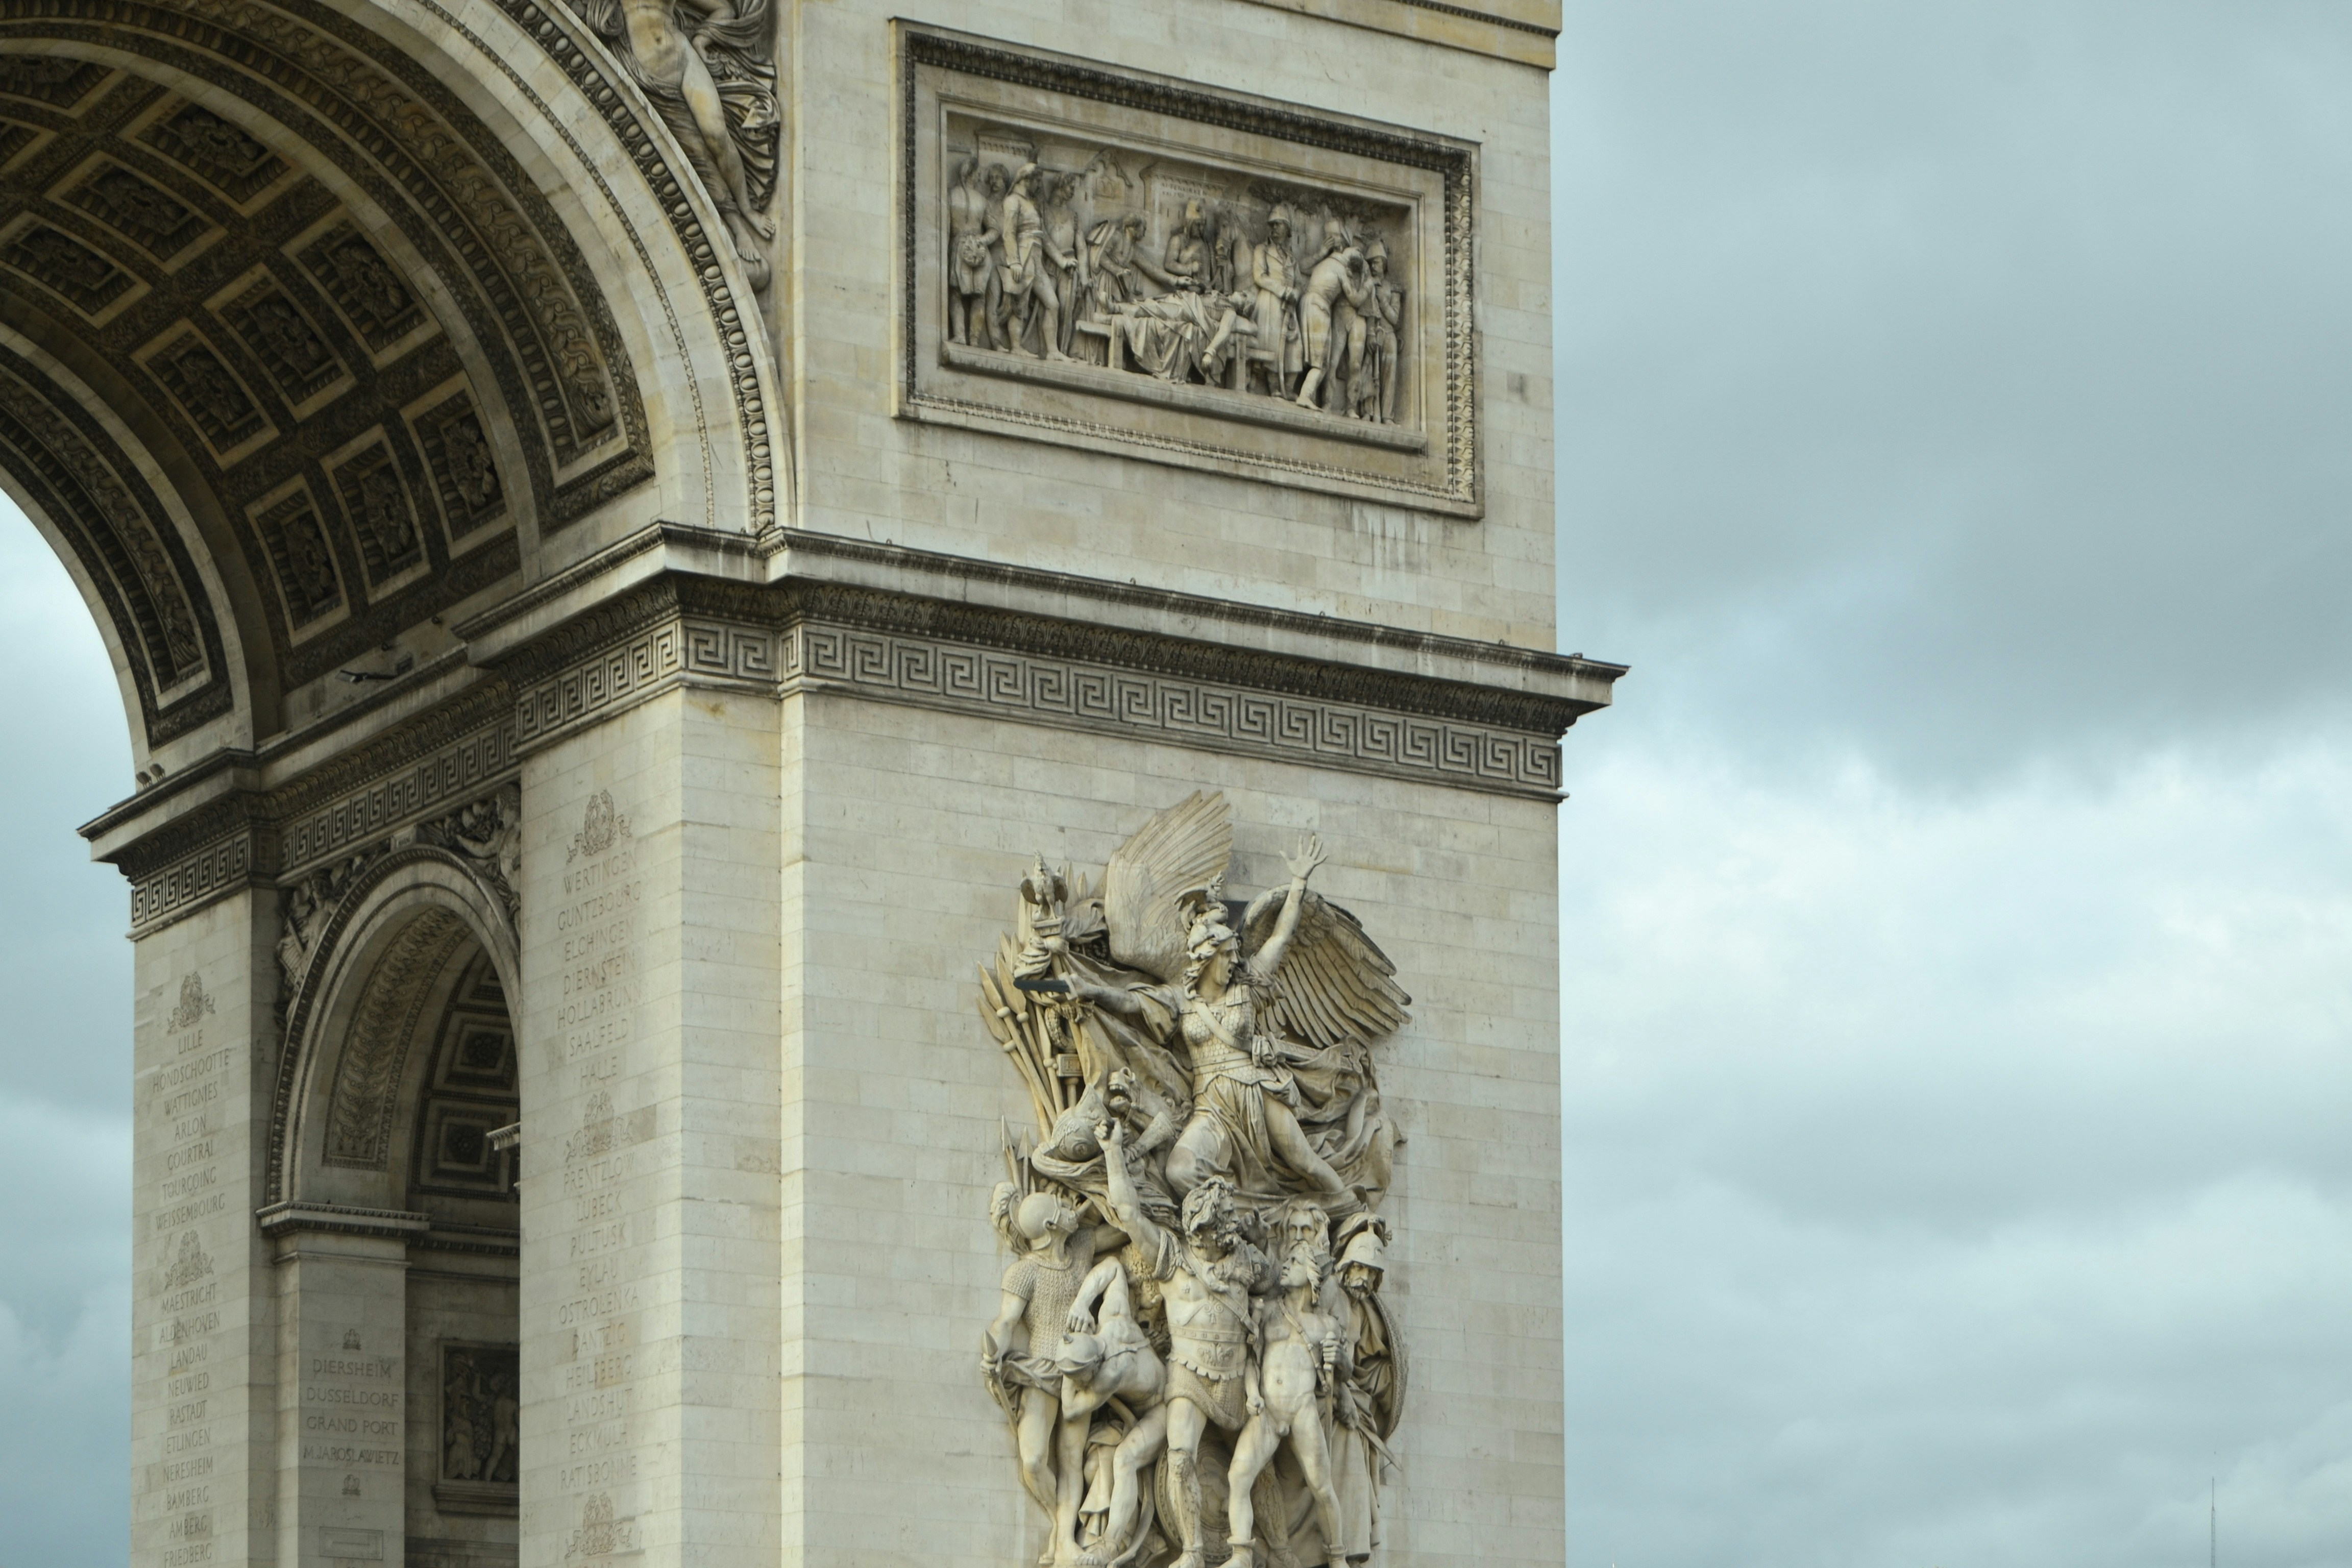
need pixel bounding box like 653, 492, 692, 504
1555, 4, 2352, 1565
4, 3, 2352, 1564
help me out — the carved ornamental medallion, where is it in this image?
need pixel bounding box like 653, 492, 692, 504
978, 792, 1407, 1567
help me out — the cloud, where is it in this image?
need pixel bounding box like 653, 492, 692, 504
0, 1284, 131, 1568
1560, 727, 2352, 1565
1555, 0, 2352, 780
0, 504, 134, 1563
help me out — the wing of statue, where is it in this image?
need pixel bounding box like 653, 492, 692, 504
1100, 791, 1232, 983
1241, 887, 1410, 1050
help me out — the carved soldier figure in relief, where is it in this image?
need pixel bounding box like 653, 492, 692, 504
1248, 208, 1303, 397
985, 1180, 1113, 1554
1294, 237, 1372, 413
994, 164, 1073, 362
1352, 241, 1403, 426
1081, 211, 1159, 335
1329, 1217, 1399, 1566
948, 154, 998, 348
978, 792, 1410, 1568
1046, 174, 1085, 358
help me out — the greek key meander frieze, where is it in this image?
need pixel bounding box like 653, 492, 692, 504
509, 595, 1569, 797
901, 30, 1479, 517
124, 692, 519, 936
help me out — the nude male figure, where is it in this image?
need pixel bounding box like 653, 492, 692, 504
1100, 1118, 1272, 1568
1227, 1212, 1350, 1568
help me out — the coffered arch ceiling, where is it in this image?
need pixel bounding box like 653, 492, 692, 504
0, 1, 781, 759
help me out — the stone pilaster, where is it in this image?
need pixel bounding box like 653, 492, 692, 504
515, 687, 783, 1568
131, 893, 278, 1568
262, 1216, 419, 1567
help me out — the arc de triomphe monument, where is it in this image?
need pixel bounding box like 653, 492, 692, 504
0, 2, 1618, 1563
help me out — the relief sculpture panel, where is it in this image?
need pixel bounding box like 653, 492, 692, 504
977, 794, 1405, 1568
901, 30, 1478, 517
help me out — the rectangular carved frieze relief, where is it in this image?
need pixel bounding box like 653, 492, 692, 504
898, 29, 1480, 517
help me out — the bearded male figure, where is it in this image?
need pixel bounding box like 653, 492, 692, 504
1100, 1119, 1271, 1568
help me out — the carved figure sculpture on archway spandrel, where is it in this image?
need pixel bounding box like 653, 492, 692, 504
568, 0, 779, 286
976, 792, 1408, 1568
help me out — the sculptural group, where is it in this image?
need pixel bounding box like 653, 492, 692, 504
978, 794, 1407, 1568
946, 150, 1407, 424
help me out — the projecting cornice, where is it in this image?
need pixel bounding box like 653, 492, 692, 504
88, 523, 1624, 935
466, 524, 1622, 799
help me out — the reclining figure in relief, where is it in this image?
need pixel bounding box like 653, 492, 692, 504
944, 150, 1408, 423
976, 792, 1410, 1568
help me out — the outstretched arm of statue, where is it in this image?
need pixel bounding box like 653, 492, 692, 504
1096, 1118, 1166, 1260
1055, 978, 1147, 1018
1251, 834, 1328, 978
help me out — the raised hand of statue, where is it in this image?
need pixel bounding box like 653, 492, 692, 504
1284, 834, 1327, 886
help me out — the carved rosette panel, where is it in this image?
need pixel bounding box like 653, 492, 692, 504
900, 29, 1478, 516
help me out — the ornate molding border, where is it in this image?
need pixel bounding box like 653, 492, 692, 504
0, 0, 667, 618
114, 680, 519, 937
0, 345, 231, 744
503, 575, 1587, 799
446, 0, 777, 531
896, 26, 1478, 516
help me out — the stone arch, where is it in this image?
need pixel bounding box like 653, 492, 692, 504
261, 847, 528, 1556
271, 847, 520, 1210
0, 0, 782, 763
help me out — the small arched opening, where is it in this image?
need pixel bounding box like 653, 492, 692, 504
267, 855, 521, 1566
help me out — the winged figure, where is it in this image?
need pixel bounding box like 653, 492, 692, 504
974, 792, 1408, 1568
